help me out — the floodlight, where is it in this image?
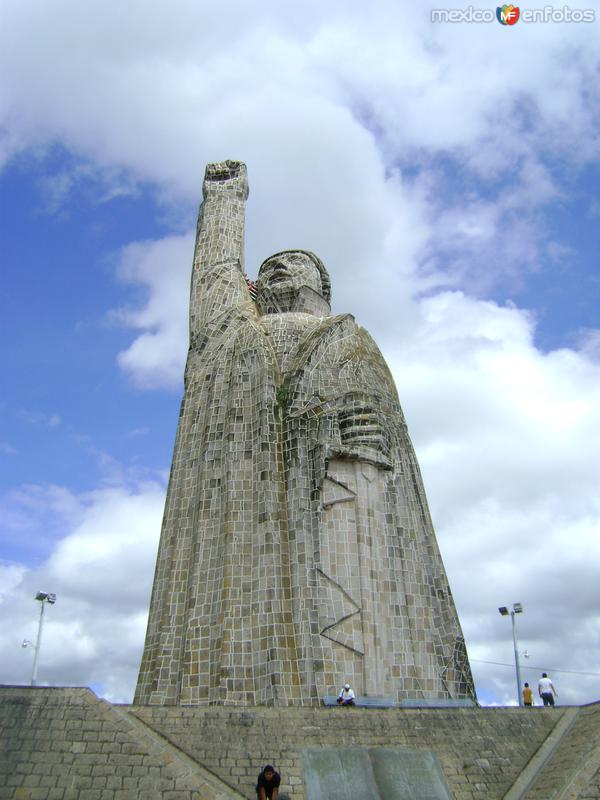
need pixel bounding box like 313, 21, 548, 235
35, 591, 56, 604
498, 606, 509, 616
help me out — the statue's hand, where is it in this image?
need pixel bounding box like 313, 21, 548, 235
203, 160, 249, 199
338, 400, 386, 453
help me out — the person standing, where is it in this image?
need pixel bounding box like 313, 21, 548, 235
538, 673, 558, 706
256, 765, 280, 800
523, 682, 533, 706
337, 683, 356, 706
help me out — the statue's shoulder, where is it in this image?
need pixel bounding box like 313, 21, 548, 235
287, 313, 357, 372
307, 312, 379, 347
313, 312, 356, 336
290, 312, 390, 376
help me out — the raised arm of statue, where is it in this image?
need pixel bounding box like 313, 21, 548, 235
194, 160, 249, 266
190, 161, 251, 336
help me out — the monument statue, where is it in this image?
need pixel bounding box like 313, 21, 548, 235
135, 161, 476, 706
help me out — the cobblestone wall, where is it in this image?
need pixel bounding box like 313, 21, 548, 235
3, 687, 600, 800
130, 703, 560, 800
0, 687, 240, 800
523, 701, 600, 799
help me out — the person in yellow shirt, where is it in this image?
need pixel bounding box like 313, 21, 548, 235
523, 682, 533, 706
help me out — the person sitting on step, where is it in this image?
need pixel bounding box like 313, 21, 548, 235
337, 683, 356, 706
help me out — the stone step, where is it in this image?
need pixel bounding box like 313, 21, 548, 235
519, 702, 600, 800
107, 702, 246, 800
502, 707, 579, 799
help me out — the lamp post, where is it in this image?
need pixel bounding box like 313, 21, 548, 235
28, 591, 56, 686
498, 602, 524, 706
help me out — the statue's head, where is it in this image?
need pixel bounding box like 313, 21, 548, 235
256, 250, 331, 314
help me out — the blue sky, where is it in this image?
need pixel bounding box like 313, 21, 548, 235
1, 154, 179, 566
1, 0, 600, 706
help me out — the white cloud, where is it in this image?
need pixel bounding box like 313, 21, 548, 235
0, 481, 164, 702
391, 292, 600, 533
383, 289, 600, 705
1, 0, 598, 289
577, 328, 600, 362
18, 410, 62, 428
113, 234, 193, 389
0, 563, 27, 604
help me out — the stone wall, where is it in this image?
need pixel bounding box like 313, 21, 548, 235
523, 701, 600, 799
129, 703, 559, 800
2, 686, 600, 800
0, 686, 241, 800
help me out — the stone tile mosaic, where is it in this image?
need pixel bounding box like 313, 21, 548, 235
135, 161, 476, 706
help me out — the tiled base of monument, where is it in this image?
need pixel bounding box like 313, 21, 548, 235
2, 686, 600, 799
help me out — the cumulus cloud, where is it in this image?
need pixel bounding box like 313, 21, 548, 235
0, 481, 164, 702
113, 234, 193, 389
2, 0, 598, 294
385, 291, 600, 704
577, 328, 600, 362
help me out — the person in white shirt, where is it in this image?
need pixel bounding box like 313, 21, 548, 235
538, 673, 558, 706
337, 683, 356, 706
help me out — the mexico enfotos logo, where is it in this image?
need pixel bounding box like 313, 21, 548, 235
431, 5, 596, 22
497, 4, 520, 23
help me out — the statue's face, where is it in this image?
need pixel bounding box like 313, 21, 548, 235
257, 252, 322, 311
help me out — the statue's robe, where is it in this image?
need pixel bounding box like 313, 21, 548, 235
135, 258, 475, 705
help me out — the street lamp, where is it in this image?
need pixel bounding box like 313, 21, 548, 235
27, 591, 56, 686
498, 602, 524, 706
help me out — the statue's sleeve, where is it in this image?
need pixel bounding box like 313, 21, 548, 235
286, 316, 403, 458
189, 161, 251, 337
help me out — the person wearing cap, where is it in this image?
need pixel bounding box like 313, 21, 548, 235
337, 683, 356, 705
256, 765, 281, 800
538, 673, 558, 706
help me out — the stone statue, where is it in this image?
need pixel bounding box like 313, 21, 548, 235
135, 161, 476, 706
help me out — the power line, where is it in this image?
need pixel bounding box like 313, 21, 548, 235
470, 659, 600, 678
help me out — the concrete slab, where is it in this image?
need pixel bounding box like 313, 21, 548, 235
303, 747, 451, 800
